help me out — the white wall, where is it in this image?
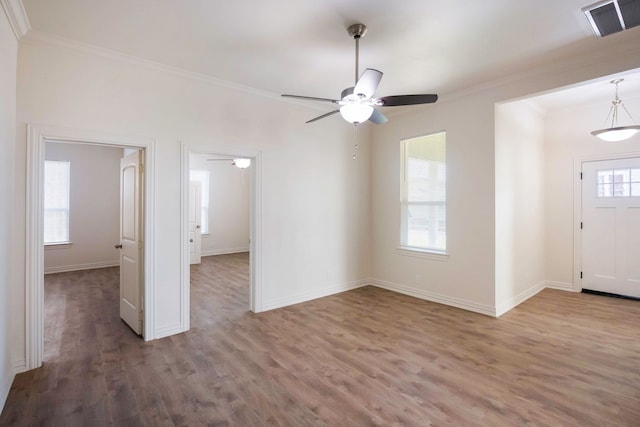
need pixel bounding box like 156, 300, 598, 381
190, 153, 250, 256
0, 4, 18, 411
371, 29, 640, 316
371, 92, 498, 315
495, 101, 546, 315
544, 94, 640, 289
44, 142, 122, 273
13, 34, 372, 365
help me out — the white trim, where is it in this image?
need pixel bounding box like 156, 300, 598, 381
201, 247, 250, 257
44, 261, 119, 275
545, 281, 576, 292
13, 358, 25, 373
154, 323, 184, 340
180, 143, 190, 333
0, 0, 30, 40
21, 31, 306, 108
181, 144, 263, 321
573, 151, 640, 294
251, 153, 264, 312
26, 124, 156, 371
0, 369, 14, 414
261, 279, 369, 312
370, 279, 496, 317
495, 281, 546, 317
43, 241, 72, 248
25, 125, 44, 372
396, 247, 449, 261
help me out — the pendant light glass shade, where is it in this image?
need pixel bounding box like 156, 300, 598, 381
339, 103, 374, 124
591, 126, 640, 142
591, 79, 639, 142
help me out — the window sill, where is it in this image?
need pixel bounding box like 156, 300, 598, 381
397, 246, 449, 261
44, 241, 72, 249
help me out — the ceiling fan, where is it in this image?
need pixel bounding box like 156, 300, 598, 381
282, 24, 438, 125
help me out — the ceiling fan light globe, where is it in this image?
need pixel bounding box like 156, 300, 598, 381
339, 104, 374, 124
591, 126, 640, 142
232, 158, 251, 168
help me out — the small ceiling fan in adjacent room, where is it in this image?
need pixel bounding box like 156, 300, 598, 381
282, 24, 438, 125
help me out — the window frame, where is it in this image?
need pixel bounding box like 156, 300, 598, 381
43, 160, 71, 245
398, 131, 448, 260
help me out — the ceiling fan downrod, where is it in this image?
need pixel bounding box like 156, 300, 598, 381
347, 24, 367, 85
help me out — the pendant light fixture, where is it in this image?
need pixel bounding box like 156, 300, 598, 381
591, 78, 640, 142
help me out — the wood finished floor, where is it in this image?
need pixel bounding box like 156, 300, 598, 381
2, 252, 640, 426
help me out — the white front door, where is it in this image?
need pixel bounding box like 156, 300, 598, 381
118, 150, 144, 334
582, 157, 640, 298
189, 181, 202, 264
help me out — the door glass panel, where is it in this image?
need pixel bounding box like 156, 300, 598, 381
596, 168, 639, 197
597, 170, 613, 197
613, 169, 630, 197
632, 183, 640, 197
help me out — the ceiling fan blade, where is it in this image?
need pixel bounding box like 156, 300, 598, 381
378, 94, 438, 106
306, 110, 340, 123
282, 94, 339, 104
354, 68, 383, 98
368, 109, 388, 125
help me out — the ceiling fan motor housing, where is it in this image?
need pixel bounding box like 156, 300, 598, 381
347, 24, 367, 39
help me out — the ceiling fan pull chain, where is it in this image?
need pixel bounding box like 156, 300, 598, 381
353, 124, 359, 160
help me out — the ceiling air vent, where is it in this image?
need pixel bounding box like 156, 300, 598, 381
583, 0, 640, 37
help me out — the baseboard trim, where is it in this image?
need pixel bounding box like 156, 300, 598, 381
545, 281, 575, 292
0, 366, 15, 417
201, 247, 250, 257
261, 279, 369, 312
44, 260, 119, 274
370, 279, 496, 317
496, 281, 546, 317
13, 359, 26, 374
154, 323, 184, 340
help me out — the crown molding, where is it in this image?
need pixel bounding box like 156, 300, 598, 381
1, 0, 30, 40
22, 30, 335, 112
19, 30, 338, 114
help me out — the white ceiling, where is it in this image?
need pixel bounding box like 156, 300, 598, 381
22, 0, 615, 99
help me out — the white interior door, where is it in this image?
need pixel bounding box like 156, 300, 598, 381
189, 180, 202, 264
582, 157, 640, 298
118, 150, 143, 334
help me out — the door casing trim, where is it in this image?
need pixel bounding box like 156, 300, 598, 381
180, 143, 262, 328
25, 124, 156, 370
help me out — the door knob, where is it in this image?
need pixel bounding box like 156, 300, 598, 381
196, 225, 200, 229
189, 239, 194, 243
115, 243, 123, 249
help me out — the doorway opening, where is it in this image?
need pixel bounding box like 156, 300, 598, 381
25, 125, 156, 371
181, 146, 261, 331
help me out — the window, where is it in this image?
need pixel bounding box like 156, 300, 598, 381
597, 168, 640, 197
190, 169, 210, 233
44, 160, 70, 244
400, 132, 446, 253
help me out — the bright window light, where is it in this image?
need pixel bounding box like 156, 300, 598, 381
400, 132, 447, 252
190, 169, 210, 233
44, 160, 70, 244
